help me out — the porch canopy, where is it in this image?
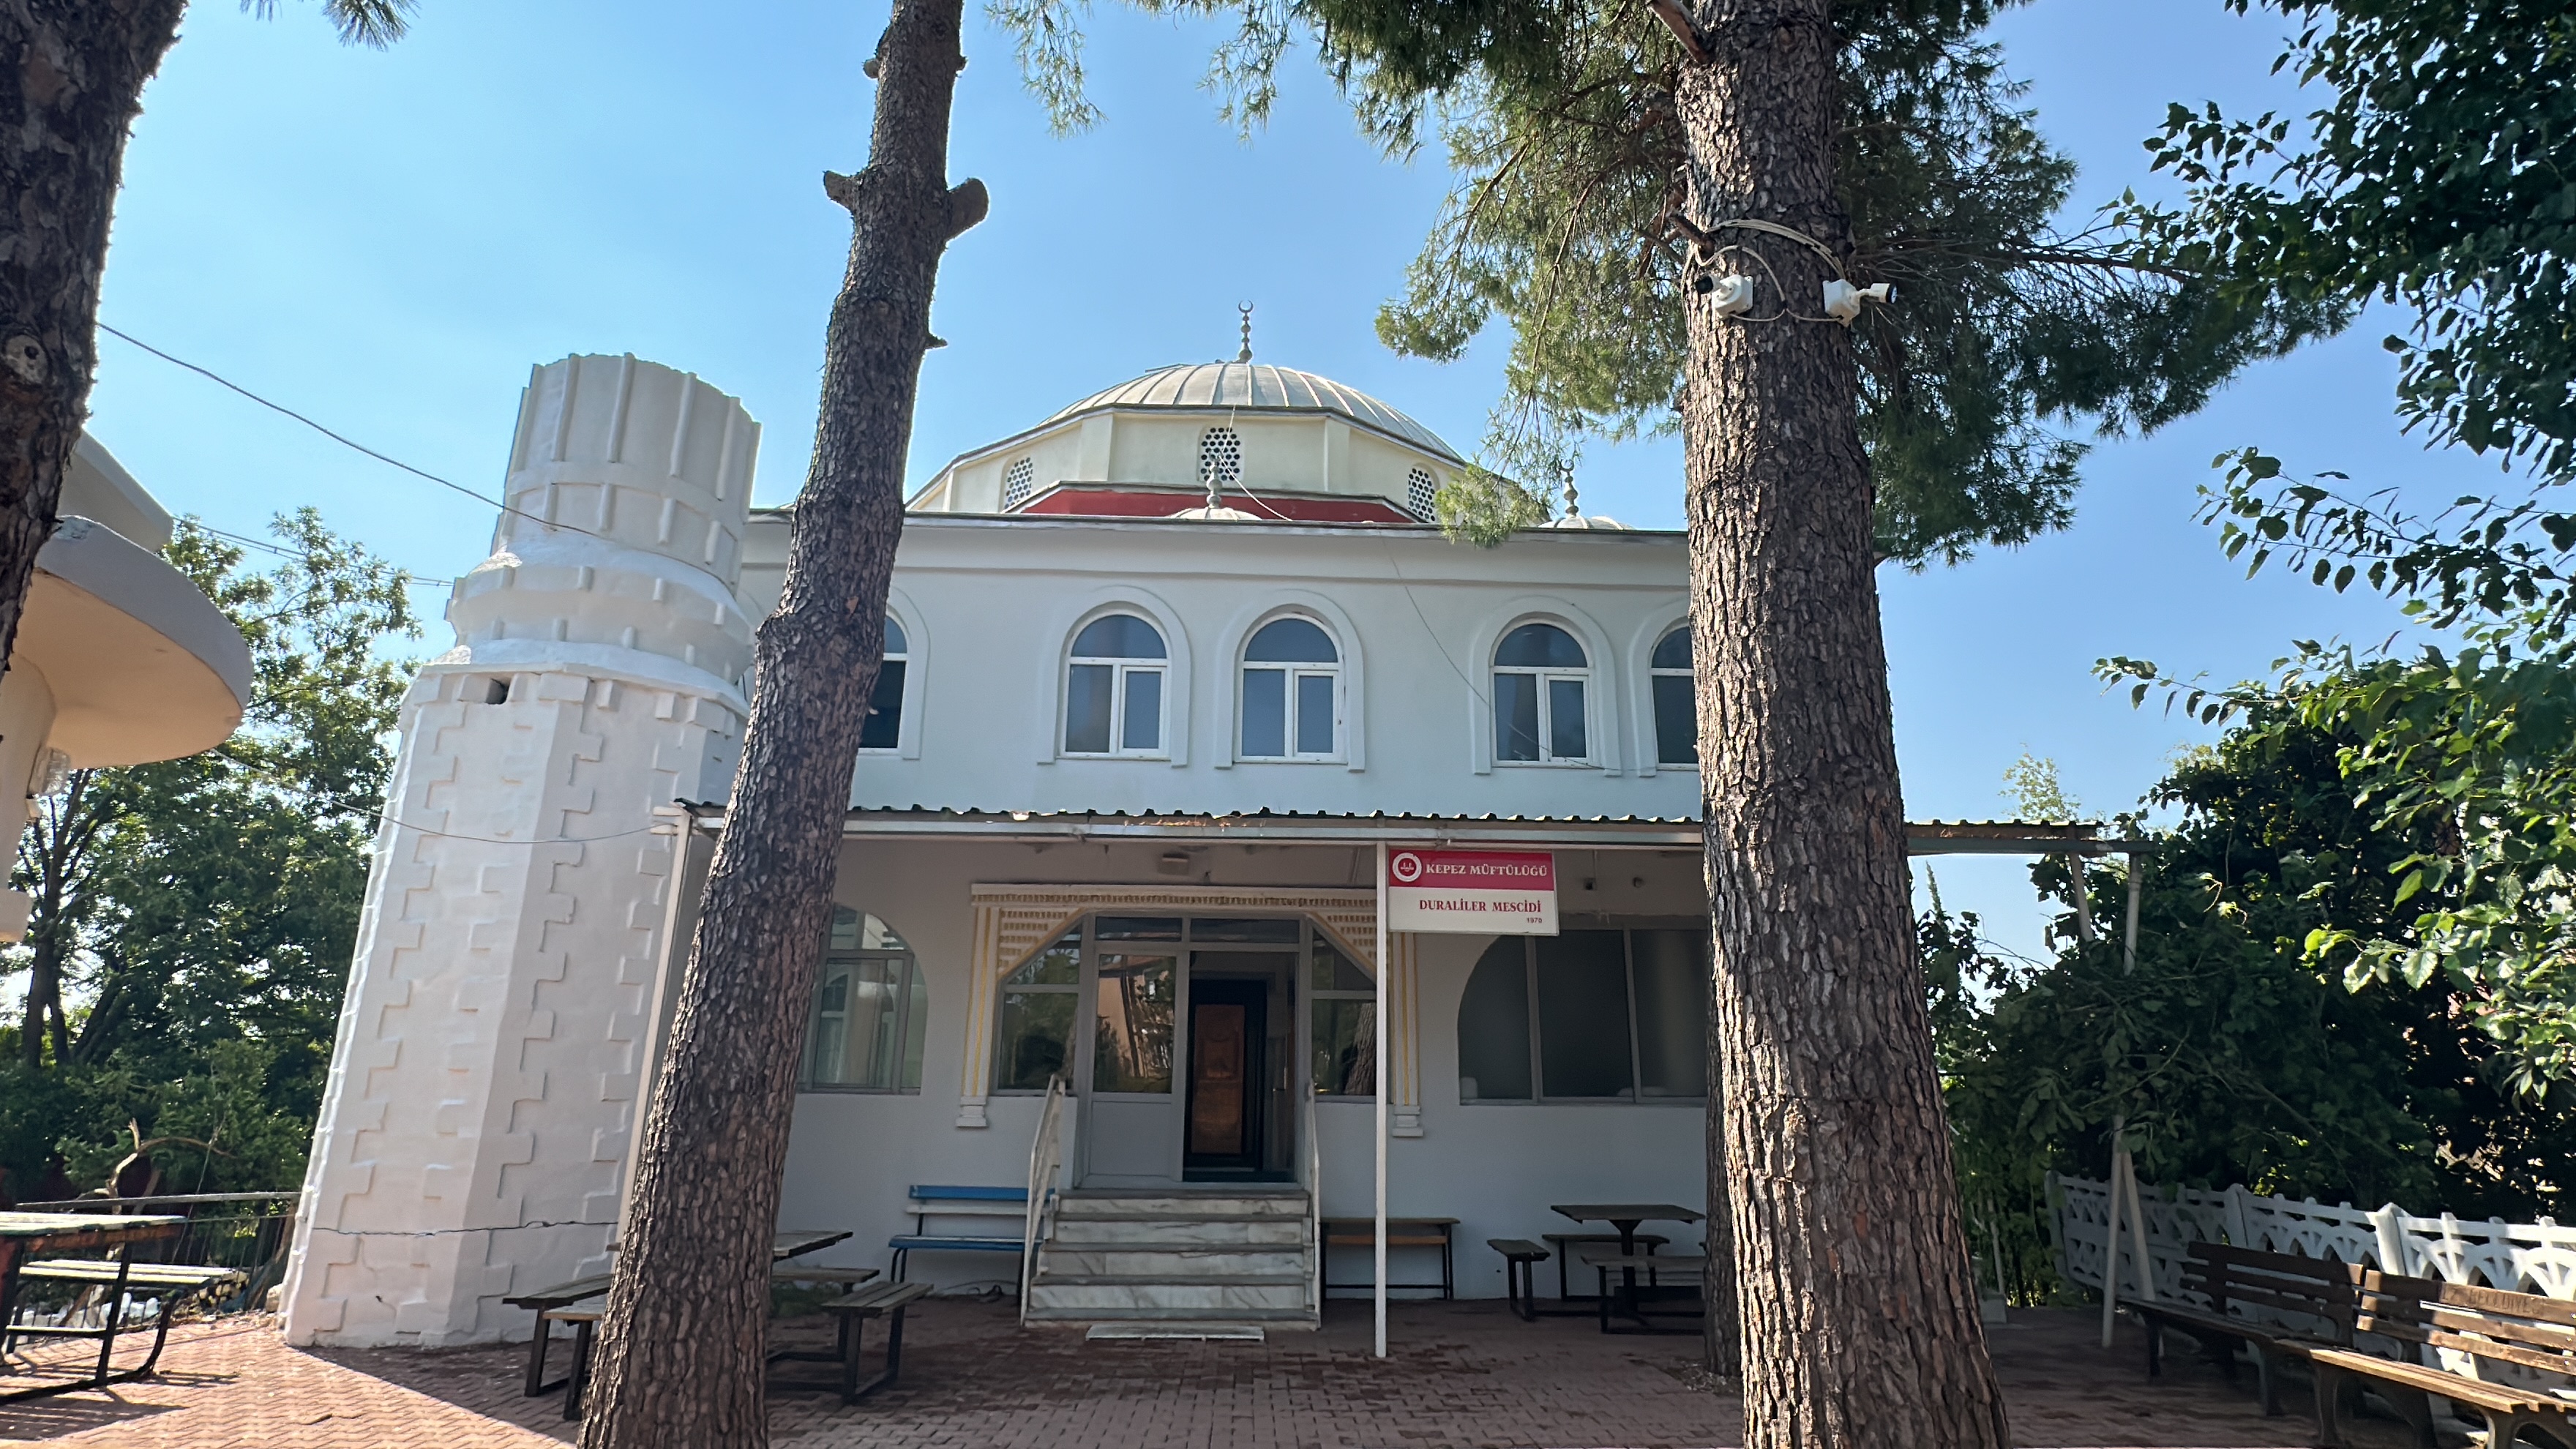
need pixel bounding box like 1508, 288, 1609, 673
656, 805, 2143, 1352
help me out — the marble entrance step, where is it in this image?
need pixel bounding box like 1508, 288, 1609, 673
1026, 1188, 1318, 1326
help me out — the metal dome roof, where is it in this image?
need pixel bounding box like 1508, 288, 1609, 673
1043, 362, 1462, 463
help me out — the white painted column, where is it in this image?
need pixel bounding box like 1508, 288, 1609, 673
1374, 841, 1389, 1359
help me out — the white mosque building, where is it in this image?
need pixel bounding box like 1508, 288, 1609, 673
281, 348, 1729, 1347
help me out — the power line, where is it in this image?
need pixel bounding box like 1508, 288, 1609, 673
99, 323, 607, 545
192, 521, 449, 591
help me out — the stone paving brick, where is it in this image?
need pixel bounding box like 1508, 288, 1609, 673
0, 1301, 2437, 1448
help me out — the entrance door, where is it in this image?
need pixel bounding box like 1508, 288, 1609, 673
1185, 978, 1265, 1174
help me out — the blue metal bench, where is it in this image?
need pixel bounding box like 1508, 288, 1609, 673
887, 1185, 1027, 1282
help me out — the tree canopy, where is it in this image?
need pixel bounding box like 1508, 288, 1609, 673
1010, 0, 2340, 555
0, 511, 416, 1197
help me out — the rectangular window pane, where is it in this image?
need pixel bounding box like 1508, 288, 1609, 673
1296, 672, 1335, 755
1630, 929, 1709, 1097
1548, 677, 1588, 760
899, 963, 929, 1090
1006, 933, 1082, 984
1122, 668, 1163, 752
1093, 954, 1175, 1093
1240, 668, 1286, 756
995, 989, 1076, 1090
858, 659, 905, 751
1065, 664, 1112, 753
1311, 997, 1377, 1096
1095, 916, 1183, 941
1653, 674, 1698, 765
1494, 673, 1541, 760
1456, 943, 1533, 1101
1308, 940, 1371, 993
1191, 918, 1300, 943
804, 965, 851, 1085
1535, 930, 1633, 1098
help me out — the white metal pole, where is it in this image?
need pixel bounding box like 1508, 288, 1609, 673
2099, 1117, 2124, 1349
1374, 842, 1389, 1360
2122, 852, 2146, 974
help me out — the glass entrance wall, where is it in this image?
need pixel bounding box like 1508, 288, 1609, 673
990, 912, 1372, 1184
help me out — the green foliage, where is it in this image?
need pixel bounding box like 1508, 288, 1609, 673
1432, 463, 1552, 545
242, 0, 418, 48
1999, 752, 2082, 822
2112, 454, 2576, 1096
1933, 708, 2575, 1277
2135, 1, 2576, 475
1002, 0, 2340, 560
0, 512, 417, 1197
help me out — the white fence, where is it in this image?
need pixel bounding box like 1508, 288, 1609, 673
2050, 1172, 2576, 1305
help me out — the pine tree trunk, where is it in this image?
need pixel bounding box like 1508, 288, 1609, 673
577, 3, 981, 1443
1677, 3, 2008, 1444
0, 0, 187, 677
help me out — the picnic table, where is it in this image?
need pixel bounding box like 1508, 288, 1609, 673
1550, 1204, 1704, 1333
504, 1229, 857, 1399
0, 1211, 195, 1403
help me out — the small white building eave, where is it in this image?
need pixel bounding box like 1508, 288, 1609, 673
19, 517, 253, 767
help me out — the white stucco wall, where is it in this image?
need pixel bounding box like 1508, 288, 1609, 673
737, 515, 1704, 823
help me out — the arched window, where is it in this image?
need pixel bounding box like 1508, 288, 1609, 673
1064, 613, 1167, 756
1492, 622, 1589, 763
1456, 929, 1709, 1103
858, 615, 907, 753
1405, 467, 1437, 520
1239, 616, 1339, 760
1001, 457, 1036, 509
802, 907, 926, 1092
1651, 625, 1696, 765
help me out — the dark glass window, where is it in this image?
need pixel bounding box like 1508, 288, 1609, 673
1457, 929, 1710, 1103
1651, 626, 1696, 765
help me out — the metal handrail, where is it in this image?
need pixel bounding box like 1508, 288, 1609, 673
1303, 1089, 1322, 1317
1019, 1075, 1067, 1326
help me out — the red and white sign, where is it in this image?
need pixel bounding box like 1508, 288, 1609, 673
1384, 848, 1558, 935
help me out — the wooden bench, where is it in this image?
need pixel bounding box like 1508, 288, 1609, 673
501, 1273, 612, 1396
1541, 1232, 1667, 1301
1489, 1240, 1551, 1322
541, 1308, 601, 1420
888, 1186, 1026, 1283
5, 1259, 247, 1385
2310, 1269, 2576, 1449
780, 1281, 933, 1402
1573, 1249, 1706, 1336
1321, 1218, 1457, 1299
2130, 1242, 2359, 1415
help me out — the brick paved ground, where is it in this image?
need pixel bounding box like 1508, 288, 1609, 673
1, 1300, 2433, 1448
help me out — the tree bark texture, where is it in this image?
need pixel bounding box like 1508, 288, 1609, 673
1699, 990, 1741, 1381
578, 3, 981, 1443
0, 0, 187, 679
1677, 3, 2007, 1445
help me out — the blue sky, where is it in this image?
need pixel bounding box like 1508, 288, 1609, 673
89, 0, 2499, 959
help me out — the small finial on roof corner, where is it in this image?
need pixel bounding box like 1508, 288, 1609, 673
1237, 302, 1254, 363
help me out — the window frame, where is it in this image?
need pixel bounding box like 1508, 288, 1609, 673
799, 908, 927, 1095
1649, 623, 1697, 768
1063, 613, 1169, 759
856, 615, 909, 755
989, 913, 1376, 1100
1456, 926, 1710, 1105
1236, 614, 1344, 764
1491, 621, 1594, 766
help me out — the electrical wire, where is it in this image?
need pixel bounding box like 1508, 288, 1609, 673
99, 323, 610, 545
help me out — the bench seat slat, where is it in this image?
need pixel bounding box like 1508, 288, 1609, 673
887, 1235, 1021, 1251
503, 1274, 613, 1309
2310, 1347, 2572, 1415
2356, 1314, 2576, 1382
908, 1186, 1027, 1202
825, 1281, 935, 1314
18, 1261, 245, 1289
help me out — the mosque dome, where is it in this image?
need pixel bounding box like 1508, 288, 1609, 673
1044, 362, 1463, 463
